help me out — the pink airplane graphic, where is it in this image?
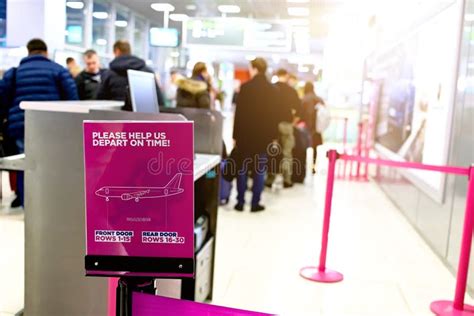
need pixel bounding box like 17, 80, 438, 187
95, 173, 183, 202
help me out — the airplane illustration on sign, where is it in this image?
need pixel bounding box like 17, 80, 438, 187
95, 173, 183, 202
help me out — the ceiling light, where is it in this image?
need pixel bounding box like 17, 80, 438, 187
289, 18, 309, 26
186, 4, 197, 10
255, 22, 272, 30
92, 12, 109, 19
288, 7, 310, 17
293, 26, 310, 33
298, 65, 310, 73
66, 1, 84, 9
245, 54, 256, 61
218, 5, 241, 14
169, 13, 189, 22
151, 3, 175, 12
96, 38, 107, 46
287, 0, 310, 2
115, 20, 128, 27
321, 14, 335, 23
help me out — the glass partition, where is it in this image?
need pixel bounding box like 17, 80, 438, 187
0, 0, 5, 47
92, 0, 111, 54
65, 0, 86, 47
115, 5, 130, 42
134, 16, 146, 58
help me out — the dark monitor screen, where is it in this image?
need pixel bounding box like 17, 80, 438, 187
127, 70, 159, 114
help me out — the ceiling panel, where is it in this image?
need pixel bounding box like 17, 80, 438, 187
115, 0, 342, 39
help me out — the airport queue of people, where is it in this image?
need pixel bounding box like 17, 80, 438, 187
0, 39, 78, 208
0, 38, 167, 208
0, 38, 326, 211
230, 57, 326, 213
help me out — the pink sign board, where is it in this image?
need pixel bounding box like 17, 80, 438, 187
83, 121, 194, 276
132, 292, 274, 316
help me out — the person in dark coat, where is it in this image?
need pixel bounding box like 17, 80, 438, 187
176, 62, 211, 109
0, 38, 79, 207
75, 49, 106, 100
266, 68, 302, 188
302, 82, 325, 174
232, 57, 279, 212
66, 57, 81, 78
96, 40, 164, 109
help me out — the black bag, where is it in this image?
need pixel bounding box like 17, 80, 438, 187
292, 127, 311, 183
222, 147, 239, 182
0, 68, 18, 157
219, 161, 233, 205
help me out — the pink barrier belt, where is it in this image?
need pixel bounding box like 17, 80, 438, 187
301, 149, 474, 316
330, 116, 349, 121
339, 154, 470, 176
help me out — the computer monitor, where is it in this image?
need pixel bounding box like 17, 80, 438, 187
127, 70, 160, 113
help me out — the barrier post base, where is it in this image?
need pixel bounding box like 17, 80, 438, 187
431, 300, 474, 316
299, 266, 343, 283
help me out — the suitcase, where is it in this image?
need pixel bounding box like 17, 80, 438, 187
292, 127, 311, 183
220, 160, 232, 205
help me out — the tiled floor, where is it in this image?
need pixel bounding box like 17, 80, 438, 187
0, 172, 24, 316
211, 148, 468, 316
0, 151, 468, 316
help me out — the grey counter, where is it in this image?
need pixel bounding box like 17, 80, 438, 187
20, 101, 222, 315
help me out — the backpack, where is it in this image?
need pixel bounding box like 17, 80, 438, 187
316, 103, 330, 133
0, 67, 19, 156
4, 67, 17, 108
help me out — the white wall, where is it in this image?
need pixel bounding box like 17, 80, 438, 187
7, 0, 44, 47
6, 0, 65, 51
43, 0, 66, 51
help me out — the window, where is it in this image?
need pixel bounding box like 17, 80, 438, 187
92, 0, 111, 54
115, 6, 130, 42
65, 0, 86, 47
134, 16, 146, 58
0, 0, 5, 47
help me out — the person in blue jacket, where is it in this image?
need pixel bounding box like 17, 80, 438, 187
0, 38, 78, 207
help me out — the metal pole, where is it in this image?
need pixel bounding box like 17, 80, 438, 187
363, 121, 369, 181
343, 118, 348, 179
319, 150, 338, 270
454, 166, 474, 309
83, 0, 93, 48
431, 166, 474, 315
356, 122, 363, 179
300, 149, 343, 283
164, 11, 169, 29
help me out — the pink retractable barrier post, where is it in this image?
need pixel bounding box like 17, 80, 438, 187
431, 166, 474, 316
301, 149, 474, 314
335, 117, 349, 179
344, 120, 371, 181
334, 153, 474, 315
300, 149, 343, 283
108, 278, 118, 316
342, 118, 348, 178
354, 122, 363, 180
